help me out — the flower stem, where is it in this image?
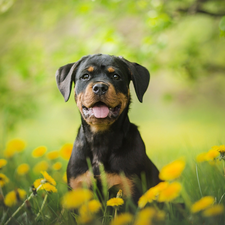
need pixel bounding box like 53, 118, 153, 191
3, 184, 42, 225
114, 207, 118, 218
35, 193, 48, 221
4, 192, 34, 225
0, 185, 4, 198
195, 164, 203, 197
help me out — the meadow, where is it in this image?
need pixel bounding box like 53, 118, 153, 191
0, 94, 225, 225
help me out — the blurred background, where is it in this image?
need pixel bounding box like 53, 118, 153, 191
1, 0, 225, 168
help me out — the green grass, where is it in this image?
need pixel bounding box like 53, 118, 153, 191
0, 139, 225, 225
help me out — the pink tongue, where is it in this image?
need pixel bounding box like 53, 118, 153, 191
93, 105, 109, 118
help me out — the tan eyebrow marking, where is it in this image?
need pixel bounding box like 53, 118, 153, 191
107, 67, 115, 73
87, 66, 94, 72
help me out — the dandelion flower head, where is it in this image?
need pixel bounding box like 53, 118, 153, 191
203, 204, 224, 217
41, 171, 56, 186
191, 196, 214, 213
4, 139, 26, 158
0, 159, 7, 169
52, 162, 62, 171
110, 213, 133, 225
212, 145, 225, 153
79, 199, 101, 217
134, 207, 156, 225
0, 173, 9, 187
158, 182, 182, 202
46, 150, 59, 160
61, 188, 93, 209
159, 158, 185, 181
205, 149, 219, 161
4, 188, 26, 207
32, 146, 47, 158
107, 197, 124, 207
17, 163, 30, 175
60, 143, 73, 160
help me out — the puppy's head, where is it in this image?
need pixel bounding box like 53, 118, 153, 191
56, 54, 150, 132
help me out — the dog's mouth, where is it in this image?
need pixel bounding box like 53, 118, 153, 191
82, 102, 121, 119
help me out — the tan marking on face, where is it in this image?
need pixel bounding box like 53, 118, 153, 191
107, 67, 115, 73
87, 66, 94, 72
75, 82, 130, 133
69, 171, 94, 189
105, 173, 134, 197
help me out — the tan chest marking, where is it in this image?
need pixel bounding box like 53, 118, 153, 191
69, 171, 134, 197
69, 171, 94, 189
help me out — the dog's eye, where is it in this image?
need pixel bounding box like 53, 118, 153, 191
81, 74, 90, 80
112, 74, 120, 80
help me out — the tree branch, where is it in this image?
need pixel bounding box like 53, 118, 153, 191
178, 8, 225, 17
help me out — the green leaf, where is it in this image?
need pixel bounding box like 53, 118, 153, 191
219, 16, 225, 31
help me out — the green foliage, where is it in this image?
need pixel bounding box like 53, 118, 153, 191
0, 0, 225, 135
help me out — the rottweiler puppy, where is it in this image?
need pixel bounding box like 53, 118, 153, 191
56, 54, 160, 203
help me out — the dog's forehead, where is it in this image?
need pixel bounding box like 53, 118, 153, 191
81, 54, 126, 70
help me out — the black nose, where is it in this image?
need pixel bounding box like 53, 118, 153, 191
92, 83, 108, 95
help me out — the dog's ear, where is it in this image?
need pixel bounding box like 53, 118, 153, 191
120, 57, 150, 102
56, 56, 87, 102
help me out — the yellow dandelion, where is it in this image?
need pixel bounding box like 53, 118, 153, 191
191, 196, 214, 213
4, 148, 16, 158
134, 207, 156, 225
7, 139, 26, 152
40, 183, 57, 193
52, 162, 62, 171
110, 213, 133, 225
158, 182, 182, 202
61, 189, 93, 209
41, 171, 56, 186
0, 173, 9, 187
154, 181, 169, 192
203, 204, 224, 217
0, 159, 7, 169
79, 199, 101, 217
60, 143, 73, 160
17, 163, 30, 175
46, 151, 59, 160
33, 179, 42, 189
196, 152, 207, 162
159, 158, 186, 181
138, 186, 159, 208
32, 146, 47, 158
77, 200, 101, 224
4, 190, 17, 207
33, 176, 57, 193
211, 145, 225, 153
214, 145, 225, 160
4, 139, 26, 158
138, 195, 149, 209
205, 149, 219, 161
17, 188, 27, 199
33, 161, 49, 173
63, 172, 67, 183
4, 188, 26, 207
107, 197, 124, 207
87, 199, 102, 213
